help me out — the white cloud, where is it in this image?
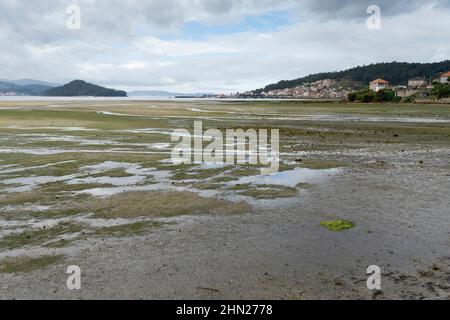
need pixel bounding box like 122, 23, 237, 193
134, 37, 239, 57
0, 1, 449, 93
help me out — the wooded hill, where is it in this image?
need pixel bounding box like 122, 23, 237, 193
254, 61, 450, 93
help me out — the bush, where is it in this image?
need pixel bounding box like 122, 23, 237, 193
347, 92, 358, 102
348, 88, 398, 103
375, 89, 396, 102
347, 89, 372, 102
431, 82, 450, 100
361, 91, 375, 102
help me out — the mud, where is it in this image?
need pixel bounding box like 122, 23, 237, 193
0, 100, 449, 300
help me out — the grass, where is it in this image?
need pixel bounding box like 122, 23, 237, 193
41, 182, 115, 192
188, 182, 225, 190
0, 255, 64, 274
90, 169, 134, 178
296, 183, 315, 189
0, 218, 173, 250
228, 183, 253, 191
93, 221, 167, 237
0, 222, 85, 250
92, 191, 251, 218
171, 166, 230, 181
296, 159, 349, 170
46, 221, 170, 248
238, 186, 298, 199
320, 219, 355, 231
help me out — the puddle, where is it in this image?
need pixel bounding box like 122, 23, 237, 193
68, 162, 160, 187
97, 111, 142, 117
1, 162, 76, 179
149, 143, 172, 150
0, 205, 51, 213
9, 133, 172, 150
252, 114, 450, 123
0, 126, 100, 132
80, 161, 155, 175
67, 176, 148, 186
73, 168, 173, 197
230, 167, 340, 187
0, 148, 70, 155
0, 161, 162, 193
189, 163, 231, 171
187, 108, 220, 113
1, 175, 78, 192
0, 147, 172, 156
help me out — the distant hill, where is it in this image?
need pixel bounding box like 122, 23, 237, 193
45, 80, 127, 97
0, 81, 53, 96
21, 84, 54, 96
129, 90, 215, 97
130, 90, 184, 97
254, 61, 450, 93
0, 79, 59, 87
0, 81, 20, 92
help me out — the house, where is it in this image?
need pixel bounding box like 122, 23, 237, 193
440, 71, 450, 84
408, 77, 426, 88
370, 79, 389, 92
395, 87, 418, 98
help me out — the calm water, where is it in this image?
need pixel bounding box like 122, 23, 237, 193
0, 96, 172, 101
0, 96, 338, 102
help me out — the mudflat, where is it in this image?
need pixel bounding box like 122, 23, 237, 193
0, 100, 449, 299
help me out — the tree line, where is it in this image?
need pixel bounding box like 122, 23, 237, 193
254, 61, 450, 93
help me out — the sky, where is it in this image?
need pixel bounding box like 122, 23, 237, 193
0, 0, 449, 93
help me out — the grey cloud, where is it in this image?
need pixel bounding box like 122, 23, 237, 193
296, 0, 450, 18
2, 0, 446, 45
200, 0, 234, 14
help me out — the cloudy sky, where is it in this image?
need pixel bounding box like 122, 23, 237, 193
1, 0, 449, 93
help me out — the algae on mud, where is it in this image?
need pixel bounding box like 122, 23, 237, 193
320, 219, 355, 231
0, 255, 64, 274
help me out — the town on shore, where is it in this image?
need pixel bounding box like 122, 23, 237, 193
235, 71, 450, 103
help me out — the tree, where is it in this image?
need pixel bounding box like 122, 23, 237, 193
431, 82, 450, 100
361, 91, 375, 103
375, 89, 397, 102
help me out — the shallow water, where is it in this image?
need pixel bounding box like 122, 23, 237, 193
231, 167, 340, 187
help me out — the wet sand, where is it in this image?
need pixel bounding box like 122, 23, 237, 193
0, 100, 449, 299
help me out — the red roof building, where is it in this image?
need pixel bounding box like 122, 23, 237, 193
370, 79, 389, 92
440, 72, 450, 83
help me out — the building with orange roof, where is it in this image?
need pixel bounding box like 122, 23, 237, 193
440, 71, 450, 84
369, 79, 389, 92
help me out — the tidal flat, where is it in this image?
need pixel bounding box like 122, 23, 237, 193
0, 100, 449, 299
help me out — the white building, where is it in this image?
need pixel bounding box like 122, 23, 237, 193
408, 77, 426, 88
440, 72, 450, 84
370, 79, 389, 92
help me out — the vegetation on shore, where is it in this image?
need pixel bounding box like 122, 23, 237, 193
348, 80, 449, 103
348, 88, 400, 103
431, 80, 450, 100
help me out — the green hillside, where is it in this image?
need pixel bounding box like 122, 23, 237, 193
45, 80, 127, 97
254, 61, 450, 93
